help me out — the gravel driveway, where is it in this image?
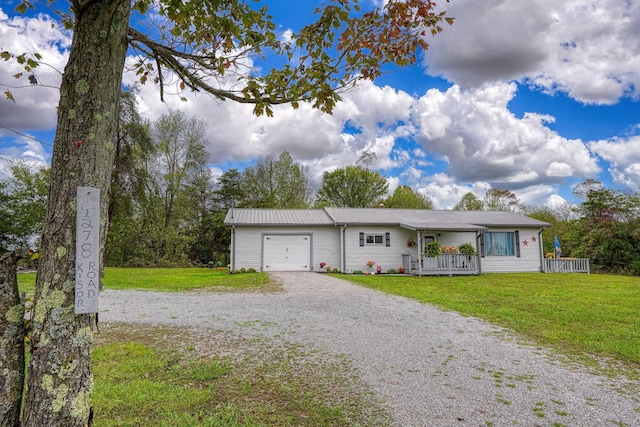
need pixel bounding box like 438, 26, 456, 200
99, 272, 639, 426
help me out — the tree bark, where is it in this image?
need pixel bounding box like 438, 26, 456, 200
0, 253, 24, 427
21, 0, 131, 425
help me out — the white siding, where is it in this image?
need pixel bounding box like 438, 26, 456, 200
232, 226, 340, 272
232, 225, 544, 274
233, 227, 262, 271
311, 227, 341, 272
344, 227, 415, 273
480, 228, 543, 273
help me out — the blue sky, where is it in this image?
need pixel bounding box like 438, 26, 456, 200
1, 0, 640, 208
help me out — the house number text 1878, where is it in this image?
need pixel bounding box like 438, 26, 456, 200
75, 186, 100, 314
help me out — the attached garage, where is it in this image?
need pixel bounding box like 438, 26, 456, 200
262, 234, 311, 271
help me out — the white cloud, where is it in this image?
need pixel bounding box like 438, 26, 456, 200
411, 83, 600, 188
425, 0, 640, 105
128, 75, 418, 182
0, 9, 69, 130
589, 135, 640, 188
0, 132, 49, 179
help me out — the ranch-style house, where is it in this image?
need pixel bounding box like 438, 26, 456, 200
224, 207, 552, 275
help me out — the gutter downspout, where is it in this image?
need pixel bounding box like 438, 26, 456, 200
341, 225, 347, 273
230, 225, 236, 271
538, 228, 545, 272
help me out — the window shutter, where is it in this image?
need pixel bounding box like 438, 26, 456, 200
480, 233, 485, 258
515, 230, 521, 258
385, 232, 390, 247
359, 232, 364, 247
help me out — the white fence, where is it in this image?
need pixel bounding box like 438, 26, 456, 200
415, 254, 479, 275
543, 258, 590, 274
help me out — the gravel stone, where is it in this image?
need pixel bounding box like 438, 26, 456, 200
99, 272, 640, 427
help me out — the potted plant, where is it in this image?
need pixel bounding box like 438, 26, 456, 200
458, 243, 477, 256
366, 260, 376, 274
458, 243, 477, 268
424, 241, 442, 257
319, 262, 326, 271
398, 266, 405, 274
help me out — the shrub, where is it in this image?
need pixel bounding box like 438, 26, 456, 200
630, 261, 640, 276
353, 270, 363, 275
332, 268, 340, 273
387, 268, 398, 274
239, 268, 247, 273
247, 268, 257, 273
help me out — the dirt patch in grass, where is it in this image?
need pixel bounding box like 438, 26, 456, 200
94, 322, 392, 427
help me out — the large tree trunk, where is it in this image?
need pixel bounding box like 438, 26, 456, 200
0, 253, 24, 427
21, 1, 131, 425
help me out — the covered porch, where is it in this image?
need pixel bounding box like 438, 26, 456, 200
400, 222, 485, 276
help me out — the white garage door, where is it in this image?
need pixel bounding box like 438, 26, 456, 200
263, 234, 311, 271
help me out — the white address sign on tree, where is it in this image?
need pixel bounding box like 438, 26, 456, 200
75, 186, 100, 314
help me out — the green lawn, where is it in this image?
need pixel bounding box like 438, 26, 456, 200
338, 273, 640, 372
17, 267, 275, 294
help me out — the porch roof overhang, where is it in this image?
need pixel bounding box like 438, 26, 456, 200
399, 222, 488, 232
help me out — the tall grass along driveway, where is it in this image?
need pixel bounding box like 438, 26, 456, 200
99, 272, 640, 427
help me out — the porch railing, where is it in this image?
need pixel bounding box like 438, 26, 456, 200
413, 253, 480, 275
543, 258, 590, 274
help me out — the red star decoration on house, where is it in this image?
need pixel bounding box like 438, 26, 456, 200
522, 240, 529, 246
531, 236, 537, 242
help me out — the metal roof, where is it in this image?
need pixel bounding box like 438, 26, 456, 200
324, 208, 549, 228
225, 207, 550, 229
399, 222, 488, 232
224, 208, 335, 226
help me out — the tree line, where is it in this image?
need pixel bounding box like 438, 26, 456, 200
3, 139, 639, 275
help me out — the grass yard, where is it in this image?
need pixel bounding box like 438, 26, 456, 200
17, 267, 275, 294
338, 273, 640, 374
92, 323, 390, 427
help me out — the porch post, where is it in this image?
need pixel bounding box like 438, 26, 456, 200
476, 230, 483, 275
416, 230, 421, 273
